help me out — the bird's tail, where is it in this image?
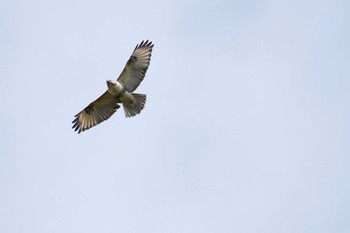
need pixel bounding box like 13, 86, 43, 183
122, 93, 146, 118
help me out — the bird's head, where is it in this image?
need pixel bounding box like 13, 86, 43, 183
106, 80, 117, 87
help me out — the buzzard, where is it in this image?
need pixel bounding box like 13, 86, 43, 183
72, 40, 154, 133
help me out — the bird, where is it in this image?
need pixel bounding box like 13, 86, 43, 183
72, 40, 154, 133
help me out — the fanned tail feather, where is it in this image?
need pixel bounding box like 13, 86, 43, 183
123, 93, 146, 118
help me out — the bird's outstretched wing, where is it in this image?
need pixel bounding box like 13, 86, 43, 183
117, 40, 154, 92
72, 91, 120, 133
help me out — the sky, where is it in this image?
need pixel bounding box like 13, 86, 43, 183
1, 0, 350, 232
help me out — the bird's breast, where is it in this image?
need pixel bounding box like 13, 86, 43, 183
107, 81, 124, 96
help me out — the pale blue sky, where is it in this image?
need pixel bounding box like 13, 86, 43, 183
1, 0, 349, 232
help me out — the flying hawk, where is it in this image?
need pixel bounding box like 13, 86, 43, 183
72, 40, 154, 133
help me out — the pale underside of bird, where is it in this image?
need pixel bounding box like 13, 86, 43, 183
72, 40, 154, 133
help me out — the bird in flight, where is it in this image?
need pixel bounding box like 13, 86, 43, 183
72, 40, 154, 133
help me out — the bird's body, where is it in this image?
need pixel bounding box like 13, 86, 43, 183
72, 40, 154, 133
